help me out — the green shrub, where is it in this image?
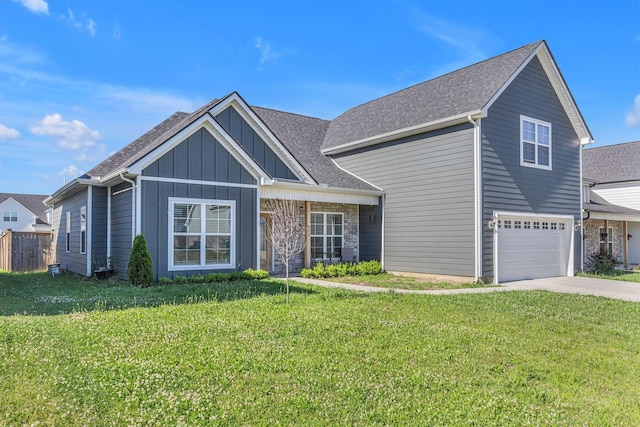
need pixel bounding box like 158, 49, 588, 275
157, 277, 173, 286
127, 234, 154, 287
301, 260, 383, 279
174, 275, 188, 285
244, 268, 269, 280
188, 275, 206, 284
585, 249, 620, 275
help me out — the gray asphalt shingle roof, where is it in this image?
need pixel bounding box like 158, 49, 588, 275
583, 141, 640, 184
322, 41, 542, 150
252, 107, 377, 191
0, 193, 50, 224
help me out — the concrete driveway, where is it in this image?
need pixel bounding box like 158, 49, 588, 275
504, 276, 640, 302
294, 276, 640, 302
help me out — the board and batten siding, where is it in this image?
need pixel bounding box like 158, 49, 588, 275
333, 124, 476, 276
359, 203, 382, 262
51, 187, 88, 275
141, 127, 258, 280
481, 56, 582, 278
110, 181, 133, 279
215, 107, 299, 181
91, 187, 108, 270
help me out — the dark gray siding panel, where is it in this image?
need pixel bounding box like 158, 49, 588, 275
334, 125, 475, 276
481, 56, 582, 278
215, 107, 299, 180
110, 182, 133, 279
143, 128, 257, 186
141, 180, 257, 280
91, 187, 108, 269
52, 187, 88, 276
359, 203, 382, 261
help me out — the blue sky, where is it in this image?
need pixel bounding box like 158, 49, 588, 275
1, 0, 639, 195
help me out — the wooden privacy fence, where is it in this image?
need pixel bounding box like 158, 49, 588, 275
0, 230, 55, 273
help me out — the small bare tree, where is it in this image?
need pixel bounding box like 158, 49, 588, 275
266, 199, 305, 304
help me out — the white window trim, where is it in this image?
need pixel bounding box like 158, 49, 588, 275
310, 212, 344, 260
80, 206, 87, 254
168, 197, 236, 271
520, 115, 552, 170
599, 226, 613, 254
65, 212, 71, 253
3, 211, 17, 222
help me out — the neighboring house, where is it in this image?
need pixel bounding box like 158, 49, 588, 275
583, 141, 640, 267
0, 193, 52, 234
45, 40, 592, 283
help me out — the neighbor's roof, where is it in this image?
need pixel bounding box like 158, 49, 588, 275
252, 107, 378, 191
583, 141, 640, 184
0, 193, 50, 224
584, 191, 640, 217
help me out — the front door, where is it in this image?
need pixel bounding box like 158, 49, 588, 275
260, 213, 273, 271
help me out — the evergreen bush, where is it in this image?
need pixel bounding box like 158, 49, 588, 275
127, 234, 154, 287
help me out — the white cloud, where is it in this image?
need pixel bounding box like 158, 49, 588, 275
13, 0, 49, 15
73, 153, 96, 162
0, 124, 20, 140
61, 8, 96, 37
87, 19, 96, 37
60, 165, 83, 179
626, 94, 640, 127
30, 113, 102, 150
255, 36, 280, 65
113, 25, 121, 40
106, 88, 198, 114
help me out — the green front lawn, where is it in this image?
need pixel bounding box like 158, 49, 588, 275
1, 272, 640, 425
323, 272, 492, 290
578, 270, 640, 283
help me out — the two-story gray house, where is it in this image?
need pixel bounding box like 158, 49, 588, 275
45, 40, 593, 283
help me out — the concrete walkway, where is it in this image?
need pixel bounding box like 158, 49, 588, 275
293, 276, 640, 302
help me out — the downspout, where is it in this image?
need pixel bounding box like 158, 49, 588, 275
120, 173, 136, 242
380, 193, 386, 271
468, 115, 481, 282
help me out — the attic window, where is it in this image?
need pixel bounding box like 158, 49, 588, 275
520, 116, 552, 170
3, 211, 17, 222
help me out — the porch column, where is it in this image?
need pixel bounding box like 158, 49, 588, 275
624, 221, 629, 268
305, 201, 311, 268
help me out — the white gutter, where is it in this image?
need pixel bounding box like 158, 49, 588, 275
322, 110, 483, 155
468, 115, 481, 282
120, 173, 137, 242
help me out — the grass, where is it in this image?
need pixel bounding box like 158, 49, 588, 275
1, 272, 640, 425
323, 272, 492, 290
578, 269, 640, 283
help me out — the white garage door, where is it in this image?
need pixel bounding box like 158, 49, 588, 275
496, 215, 572, 283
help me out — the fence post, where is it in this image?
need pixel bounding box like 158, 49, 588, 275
7, 229, 13, 272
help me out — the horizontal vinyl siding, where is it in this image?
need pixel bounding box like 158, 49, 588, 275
592, 184, 640, 211
482, 56, 582, 278
110, 182, 133, 279
52, 188, 88, 275
334, 124, 475, 276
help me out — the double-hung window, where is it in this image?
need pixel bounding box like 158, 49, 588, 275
169, 198, 235, 270
310, 212, 343, 260
3, 211, 17, 222
599, 226, 613, 254
80, 206, 87, 254
521, 115, 552, 170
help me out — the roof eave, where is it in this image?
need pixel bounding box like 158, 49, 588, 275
44, 177, 100, 205
268, 179, 383, 197
321, 110, 483, 156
